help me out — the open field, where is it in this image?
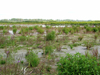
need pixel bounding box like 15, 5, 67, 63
0, 24, 100, 75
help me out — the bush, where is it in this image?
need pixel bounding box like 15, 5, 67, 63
29, 27, 34, 30
46, 31, 55, 41
73, 43, 80, 47
0, 26, 4, 29
46, 25, 51, 29
92, 27, 98, 32
3, 30, 7, 34
37, 28, 44, 34
12, 25, 16, 28
57, 53, 100, 75
45, 45, 53, 55
0, 59, 6, 65
84, 25, 88, 29
78, 36, 83, 41
25, 51, 39, 67
69, 44, 73, 49
24, 28, 29, 33
86, 27, 92, 32
13, 28, 17, 34
63, 28, 69, 34
98, 26, 100, 32
34, 26, 39, 30
64, 30, 69, 34
84, 41, 94, 50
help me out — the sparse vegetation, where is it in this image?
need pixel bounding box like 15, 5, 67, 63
45, 45, 53, 55
0, 24, 100, 74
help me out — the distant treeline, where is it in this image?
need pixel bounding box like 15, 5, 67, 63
0, 18, 100, 25
0, 21, 100, 25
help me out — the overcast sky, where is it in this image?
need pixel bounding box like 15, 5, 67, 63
0, 0, 100, 20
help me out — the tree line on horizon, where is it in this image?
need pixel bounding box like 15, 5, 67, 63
0, 18, 100, 25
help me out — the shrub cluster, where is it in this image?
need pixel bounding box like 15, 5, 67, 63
0, 26, 4, 29
34, 25, 39, 30
37, 27, 44, 34
92, 27, 98, 32
86, 27, 92, 32
29, 26, 34, 30
46, 25, 51, 29
46, 31, 55, 41
25, 51, 40, 67
57, 53, 100, 75
3, 30, 7, 34
78, 36, 83, 41
63, 28, 69, 34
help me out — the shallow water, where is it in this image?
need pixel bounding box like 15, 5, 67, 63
8, 30, 13, 35
0, 45, 100, 63
0, 24, 84, 28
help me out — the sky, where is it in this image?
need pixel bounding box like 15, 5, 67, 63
0, 0, 100, 20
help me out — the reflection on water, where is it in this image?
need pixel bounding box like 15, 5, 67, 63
0, 24, 86, 28
9, 30, 13, 35
0, 25, 67, 27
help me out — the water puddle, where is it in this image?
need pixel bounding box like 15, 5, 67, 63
9, 30, 13, 35
0, 45, 100, 63
0, 25, 85, 28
